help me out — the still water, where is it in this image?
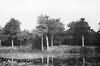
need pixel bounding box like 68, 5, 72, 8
0, 46, 99, 66
0, 54, 100, 66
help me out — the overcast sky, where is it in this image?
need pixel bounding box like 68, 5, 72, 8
0, 0, 99, 31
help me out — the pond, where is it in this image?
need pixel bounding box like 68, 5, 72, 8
0, 54, 100, 66
0, 46, 99, 66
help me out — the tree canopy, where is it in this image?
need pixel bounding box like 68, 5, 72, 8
0, 16, 100, 49
65, 18, 99, 46
67, 18, 90, 35
3, 18, 21, 34
1, 18, 22, 46
36, 15, 65, 47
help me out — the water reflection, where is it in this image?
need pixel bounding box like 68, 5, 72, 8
0, 55, 100, 66
0, 46, 99, 66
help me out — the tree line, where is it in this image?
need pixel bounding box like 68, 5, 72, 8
0, 15, 100, 50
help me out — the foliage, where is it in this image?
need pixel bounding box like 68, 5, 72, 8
3, 18, 20, 34
65, 18, 99, 46
54, 18, 100, 46
36, 15, 65, 47
0, 16, 100, 49
37, 15, 65, 34
67, 18, 90, 35
1, 18, 21, 46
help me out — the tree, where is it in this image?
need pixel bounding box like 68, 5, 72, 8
3, 18, 21, 47
16, 30, 32, 46
54, 30, 74, 45
67, 18, 98, 46
97, 22, 100, 43
47, 18, 65, 46
36, 15, 65, 50
36, 15, 48, 50
68, 18, 90, 35
4, 18, 20, 34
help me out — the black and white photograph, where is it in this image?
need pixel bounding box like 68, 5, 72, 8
0, 0, 99, 66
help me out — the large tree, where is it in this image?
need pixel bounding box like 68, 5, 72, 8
4, 18, 20, 34
67, 18, 90, 35
2, 18, 21, 46
36, 15, 65, 50
47, 18, 65, 46
67, 18, 98, 46
36, 15, 49, 50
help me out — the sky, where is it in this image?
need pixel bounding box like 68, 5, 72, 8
0, 0, 99, 31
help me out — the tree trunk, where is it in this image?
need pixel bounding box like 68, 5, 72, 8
51, 34, 54, 47
11, 40, 14, 66
46, 35, 49, 50
82, 34, 85, 66
41, 35, 44, 51
82, 35, 85, 47
0, 40, 1, 46
12, 40, 14, 48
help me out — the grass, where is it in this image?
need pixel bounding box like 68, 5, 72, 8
0, 45, 98, 59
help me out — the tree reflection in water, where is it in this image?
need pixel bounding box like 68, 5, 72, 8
0, 56, 100, 66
